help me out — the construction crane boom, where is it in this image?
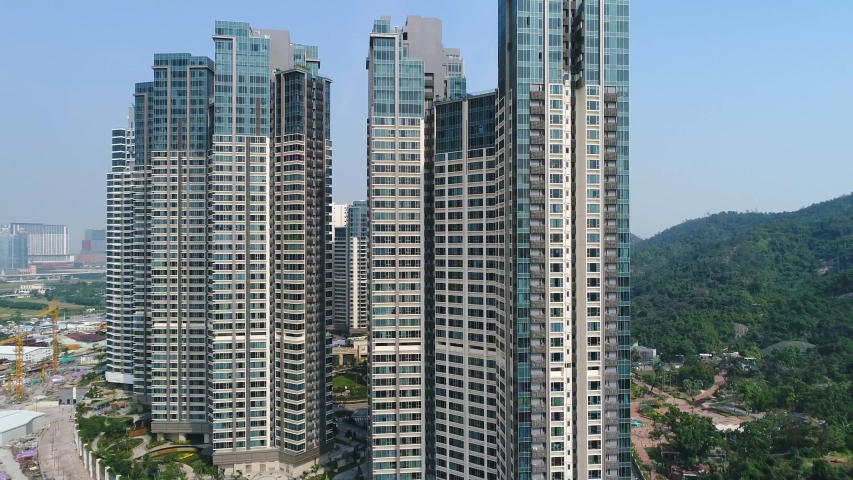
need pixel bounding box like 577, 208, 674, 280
0, 327, 26, 402
36, 300, 60, 375
14, 329, 23, 402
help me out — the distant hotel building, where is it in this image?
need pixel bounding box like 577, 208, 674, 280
7, 223, 70, 265
81, 229, 107, 254
107, 21, 333, 477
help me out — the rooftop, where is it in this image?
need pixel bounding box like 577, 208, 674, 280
0, 410, 45, 433
0, 346, 51, 354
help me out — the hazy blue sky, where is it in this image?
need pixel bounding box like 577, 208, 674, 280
1, 0, 851, 247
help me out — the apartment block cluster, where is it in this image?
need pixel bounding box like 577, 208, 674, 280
107, 1, 631, 479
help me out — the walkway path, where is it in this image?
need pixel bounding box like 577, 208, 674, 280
38, 404, 93, 480
631, 377, 744, 480
694, 374, 725, 402
130, 435, 151, 459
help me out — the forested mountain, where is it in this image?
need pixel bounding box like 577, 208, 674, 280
632, 193, 853, 362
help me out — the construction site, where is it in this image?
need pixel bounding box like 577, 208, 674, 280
0, 300, 105, 480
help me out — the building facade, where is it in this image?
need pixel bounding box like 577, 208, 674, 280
105, 109, 136, 386
432, 90, 500, 480
0, 227, 28, 271
135, 52, 215, 440
366, 15, 465, 480
269, 61, 334, 473
110, 21, 333, 477
331, 201, 369, 333
494, 1, 631, 479
365, 2, 630, 479
81, 229, 107, 254
7, 223, 70, 264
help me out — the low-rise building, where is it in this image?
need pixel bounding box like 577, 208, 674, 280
0, 410, 47, 444
0, 346, 51, 364
58, 385, 91, 405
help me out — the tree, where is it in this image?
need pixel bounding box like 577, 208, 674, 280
659, 407, 721, 467
10, 310, 23, 324
810, 460, 850, 480
162, 462, 189, 480
354, 466, 365, 480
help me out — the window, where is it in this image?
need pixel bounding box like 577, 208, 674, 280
550, 114, 563, 124
587, 115, 600, 126
587, 86, 599, 96
587, 189, 600, 199
587, 130, 600, 140
587, 159, 599, 169
587, 204, 600, 214
587, 263, 600, 273
587, 233, 600, 243
551, 396, 564, 406
587, 322, 600, 332
550, 204, 563, 213
587, 219, 600, 228
550, 100, 563, 110
587, 174, 600, 184
587, 145, 600, 155
587, 100, 600, 111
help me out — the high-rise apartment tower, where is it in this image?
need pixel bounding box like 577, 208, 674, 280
111, 21, 333, 477
366, 15, 465, 480
332, 201, 369, 333
494, 1, 631, 479
105, 108, 136, 386
366, 2, 630, 479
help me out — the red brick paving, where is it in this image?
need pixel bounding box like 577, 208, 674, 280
631, 377, 744, 479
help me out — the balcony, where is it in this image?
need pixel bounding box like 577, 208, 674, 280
604, 92, 617, 102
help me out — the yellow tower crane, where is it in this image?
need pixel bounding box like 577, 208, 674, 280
0, 327, 27, 402
36, 300, 60, 375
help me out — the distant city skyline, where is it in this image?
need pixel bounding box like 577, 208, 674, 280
2, 0, 852, 246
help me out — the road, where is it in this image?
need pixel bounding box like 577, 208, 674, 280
38, 403, 92, 480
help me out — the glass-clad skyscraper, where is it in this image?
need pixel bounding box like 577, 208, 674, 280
495, 1, 631, 479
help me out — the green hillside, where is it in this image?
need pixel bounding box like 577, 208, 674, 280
632, 193, 853, 362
